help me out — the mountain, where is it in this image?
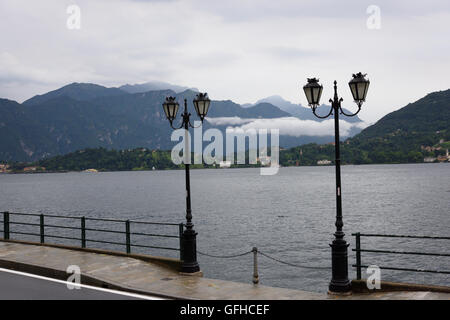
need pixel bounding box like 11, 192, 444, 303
23, 83, 126, 106
0, 98, 53, 160
254, 95, 362, 123
119, 81, 199, 94
239, 102, 291, 118
256, 95, 314, 119
344, 89, 450, 163
353, 89, 450, 140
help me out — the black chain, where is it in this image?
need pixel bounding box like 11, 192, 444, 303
198, 248, 331, 270
197, 250, 253, 258
258, 251, 331, 270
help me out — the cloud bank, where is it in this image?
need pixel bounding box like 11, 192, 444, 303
206, 117, 368, 137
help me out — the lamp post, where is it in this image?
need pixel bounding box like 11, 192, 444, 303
302, 73, 370, 293
162, 92, 211, 273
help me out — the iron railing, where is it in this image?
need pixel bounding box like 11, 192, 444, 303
352, 232, 450, 280
0, 211, 184, 259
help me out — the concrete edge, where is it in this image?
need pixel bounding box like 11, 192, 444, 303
0, 239, 182, 272
352, 279, 450, 294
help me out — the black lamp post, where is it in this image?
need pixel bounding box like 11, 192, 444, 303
162, 93, 211, 273
302, 73, 370, 293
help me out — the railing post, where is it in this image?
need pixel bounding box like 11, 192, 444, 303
3, 212, 10, 240
356, 232, 362, 280
252, 247, 259, 284
179, 223, 184, 261
125, 220, 131, 254
40, 214, 45, 244
81, 217, 86, 248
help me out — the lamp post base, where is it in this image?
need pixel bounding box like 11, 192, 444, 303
181, 262, 201, 274
329, 239, 351, 293
180, 229, 200, 273
328, 280, 352, 294
327, 289, 352, 296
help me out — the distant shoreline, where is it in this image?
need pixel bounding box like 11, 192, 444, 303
2, 161, 448, 175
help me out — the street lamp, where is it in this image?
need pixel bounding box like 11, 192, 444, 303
162, 93, 211, 273
302, 73, 370, 294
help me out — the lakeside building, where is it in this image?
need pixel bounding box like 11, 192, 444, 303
425, 149, 450, 163
23, 166, 45, 172
219, 161, 231, 168
422, 145, 450, 162
437, 155, 450, 162
421, 145, 442, 152
257, 156, 271, 166
317, 160, 332, 165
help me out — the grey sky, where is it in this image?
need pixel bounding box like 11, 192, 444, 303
0, 0, 449, 122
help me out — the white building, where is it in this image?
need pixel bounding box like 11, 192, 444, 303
317, 160, 332, 165
219, 161, 232, 168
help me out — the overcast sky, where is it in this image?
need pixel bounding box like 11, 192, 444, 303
1, 0, 449, 123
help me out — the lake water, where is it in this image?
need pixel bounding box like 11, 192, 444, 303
0, 163, 449, 293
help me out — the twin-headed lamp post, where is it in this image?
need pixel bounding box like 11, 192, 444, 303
162, 92, 211, 273
302, 73, 370, 293
161, 75, 369, 289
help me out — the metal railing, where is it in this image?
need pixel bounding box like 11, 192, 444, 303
352, 232, 450, 280
0, 211, 184, 259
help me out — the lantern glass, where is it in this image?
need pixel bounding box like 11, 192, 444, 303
193, 92, 211, 120
303, 78, 323, 107
349, 82, 358, 101
304, 87, 313, 105
349, 72, 370, 103
162, 97, 179, 121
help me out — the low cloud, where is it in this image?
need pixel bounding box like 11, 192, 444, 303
207, 116, 368, 137
206, 117, 257, 126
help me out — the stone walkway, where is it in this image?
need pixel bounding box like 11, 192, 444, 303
0, 241, 448, 300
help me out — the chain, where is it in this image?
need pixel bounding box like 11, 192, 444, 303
258, 251, 331, 270
197, 250, 253, 258
198, 248, 331, 270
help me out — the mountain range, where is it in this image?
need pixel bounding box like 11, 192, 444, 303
0, 82, 365, 161
119, 81, 199, 94
27, 88, 450, 172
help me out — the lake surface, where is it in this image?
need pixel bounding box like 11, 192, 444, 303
0, 163, 449, 293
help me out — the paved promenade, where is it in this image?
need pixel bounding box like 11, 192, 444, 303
0, 241, 448, 300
